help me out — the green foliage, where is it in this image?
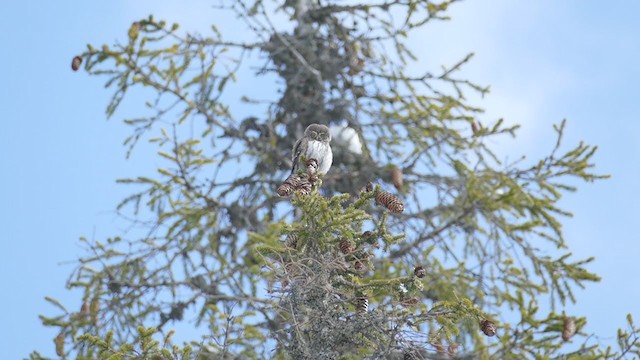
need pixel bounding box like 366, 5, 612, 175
251, 184, 487, 358
30, 326, 194, 359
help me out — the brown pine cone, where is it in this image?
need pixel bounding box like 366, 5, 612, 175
90, 297, 100, 326
365, 181, 374, 192
305, 158, 318, 174
55, 332, 65, 356
285, 234, 299, 249
306, 159, 319, 183
399, 298, 419, 307
448, 343, 459, 356
355, 296, 368, 313
390, 166, 403, 190
471, 120, 481, 135
480, 319, 497, 337
80, 301, 90, 316
295, 178, 312, 195
353, 259, 366, 272
71, 55, 82, 71
432, 341, 446, 354
562, 316, 576, 341
338, 239, 354, 254
360, 231, 379, 247
361, 230, 374, 239
277, 174, 301, 196
128, 22, 141, 41
348, 56, 365, 75
375, 191, 405, 213
414, 265, 426, 278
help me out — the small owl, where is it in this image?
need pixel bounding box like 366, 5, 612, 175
291, 124, 333, 175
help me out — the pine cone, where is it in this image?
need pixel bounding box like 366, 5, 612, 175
348, 56, 365, 75
285, 234, 299, 249
390, 166, 403, 190
107, 279, 121, 293
284, 262, 295, 274
71, 55, 82, 71
90, 297, 100, 326
353, 259, 367, 272
414, 265, 426, 279
55, 332, 65, 356
562, 316, 576, 341
448, 343, 459, 356
356, 296, 368, 313
339, 239, 354, 254
365, 181, 374, 192
400, 297, 419, 307
305, 158, 318, 174
361, 230, 374, 239
480, 319, 497, 337
360, 231, 379, 248
295, 178, 312, 195
375, 191, 405, 213
471, 120, 481, 135
432, 341, 446, 354
282, 263, 295, 287
128, 22, 141, 41
305, 158, 319, 183
80, 301, 90, 316
277, 174, 301, 196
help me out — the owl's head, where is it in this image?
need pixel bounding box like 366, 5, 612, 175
304, 124, 332, 142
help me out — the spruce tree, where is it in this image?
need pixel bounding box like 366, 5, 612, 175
33, 0, 640, 358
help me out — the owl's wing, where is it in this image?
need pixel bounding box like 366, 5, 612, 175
292, 138, 303, 160
291, 138, 304, 174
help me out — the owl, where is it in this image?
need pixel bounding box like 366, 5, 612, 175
291, 124, 333, 175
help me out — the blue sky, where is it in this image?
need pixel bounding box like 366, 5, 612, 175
1, 1, 639, 358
